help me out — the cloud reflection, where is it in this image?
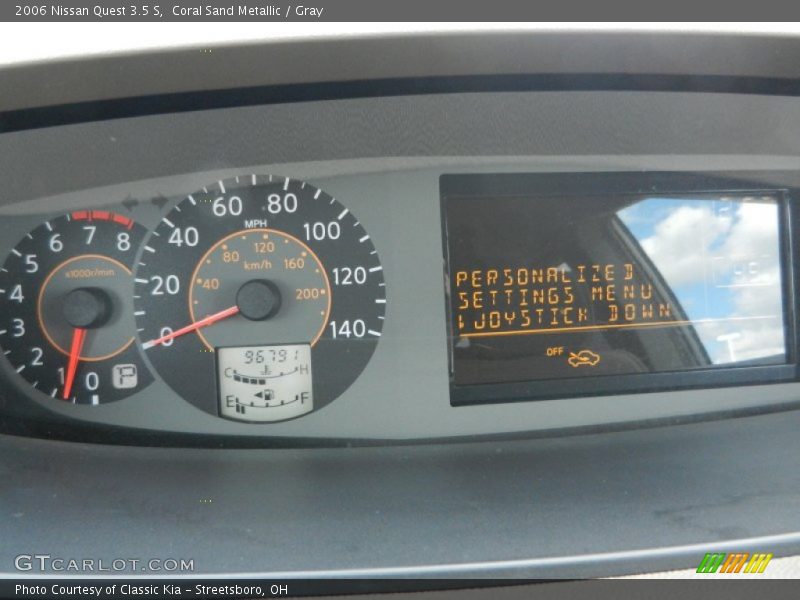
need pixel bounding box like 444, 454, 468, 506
618, 197, 785, 365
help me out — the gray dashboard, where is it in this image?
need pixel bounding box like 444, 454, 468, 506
4, 92, 800, 441
2, 31, 800, 579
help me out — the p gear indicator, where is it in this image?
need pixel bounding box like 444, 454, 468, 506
0, 211, 153, 404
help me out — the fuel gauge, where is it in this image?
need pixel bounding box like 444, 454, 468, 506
217, 344, 313, 422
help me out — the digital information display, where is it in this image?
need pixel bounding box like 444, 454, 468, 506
441, 174, 790, 401
217, 344, 313, 422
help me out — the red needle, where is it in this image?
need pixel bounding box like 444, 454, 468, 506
143, 305, 240, 349
62, 327, 87, 400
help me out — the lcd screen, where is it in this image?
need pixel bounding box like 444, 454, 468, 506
443, 183, 788, 389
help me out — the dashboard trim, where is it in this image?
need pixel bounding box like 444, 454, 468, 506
3, 406, 800, 577
6, 30, 800, 117
3, 393, 800, 449
9, 73, 800, 134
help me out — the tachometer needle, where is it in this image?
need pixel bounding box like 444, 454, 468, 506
142, 306, 240, 349
62, 327, 87, 400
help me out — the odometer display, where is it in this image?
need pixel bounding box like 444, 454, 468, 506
134, 175, 385, 421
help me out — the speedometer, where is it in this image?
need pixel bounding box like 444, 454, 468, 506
133, 175, 386, 422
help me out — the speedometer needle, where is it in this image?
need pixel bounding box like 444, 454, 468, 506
142, 306, 240, 349
62, 327, 87, 400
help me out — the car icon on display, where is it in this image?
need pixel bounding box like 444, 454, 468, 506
567, 350, 601, 368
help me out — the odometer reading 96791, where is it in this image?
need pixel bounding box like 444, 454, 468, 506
133, 175, 385, 422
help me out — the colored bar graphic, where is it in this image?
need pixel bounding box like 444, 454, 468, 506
719, 553, 748, 573
697, 552, 773, 574
744, 553, 774, 574
697, 553, 726, 573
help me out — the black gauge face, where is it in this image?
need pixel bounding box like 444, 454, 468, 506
134, 175, 386, 421
0, 211, 153, 404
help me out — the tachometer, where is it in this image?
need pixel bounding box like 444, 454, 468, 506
0, 211, 153, 404
134, 175, 385, 422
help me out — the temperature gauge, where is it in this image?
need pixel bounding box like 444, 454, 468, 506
217, 344, 313, 422
134, 175, 386, 421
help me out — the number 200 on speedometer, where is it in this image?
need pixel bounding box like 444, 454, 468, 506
133, 175, 386, 422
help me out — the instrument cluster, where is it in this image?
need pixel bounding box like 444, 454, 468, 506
3, 88, 800, 445
0, 174, 385, 424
